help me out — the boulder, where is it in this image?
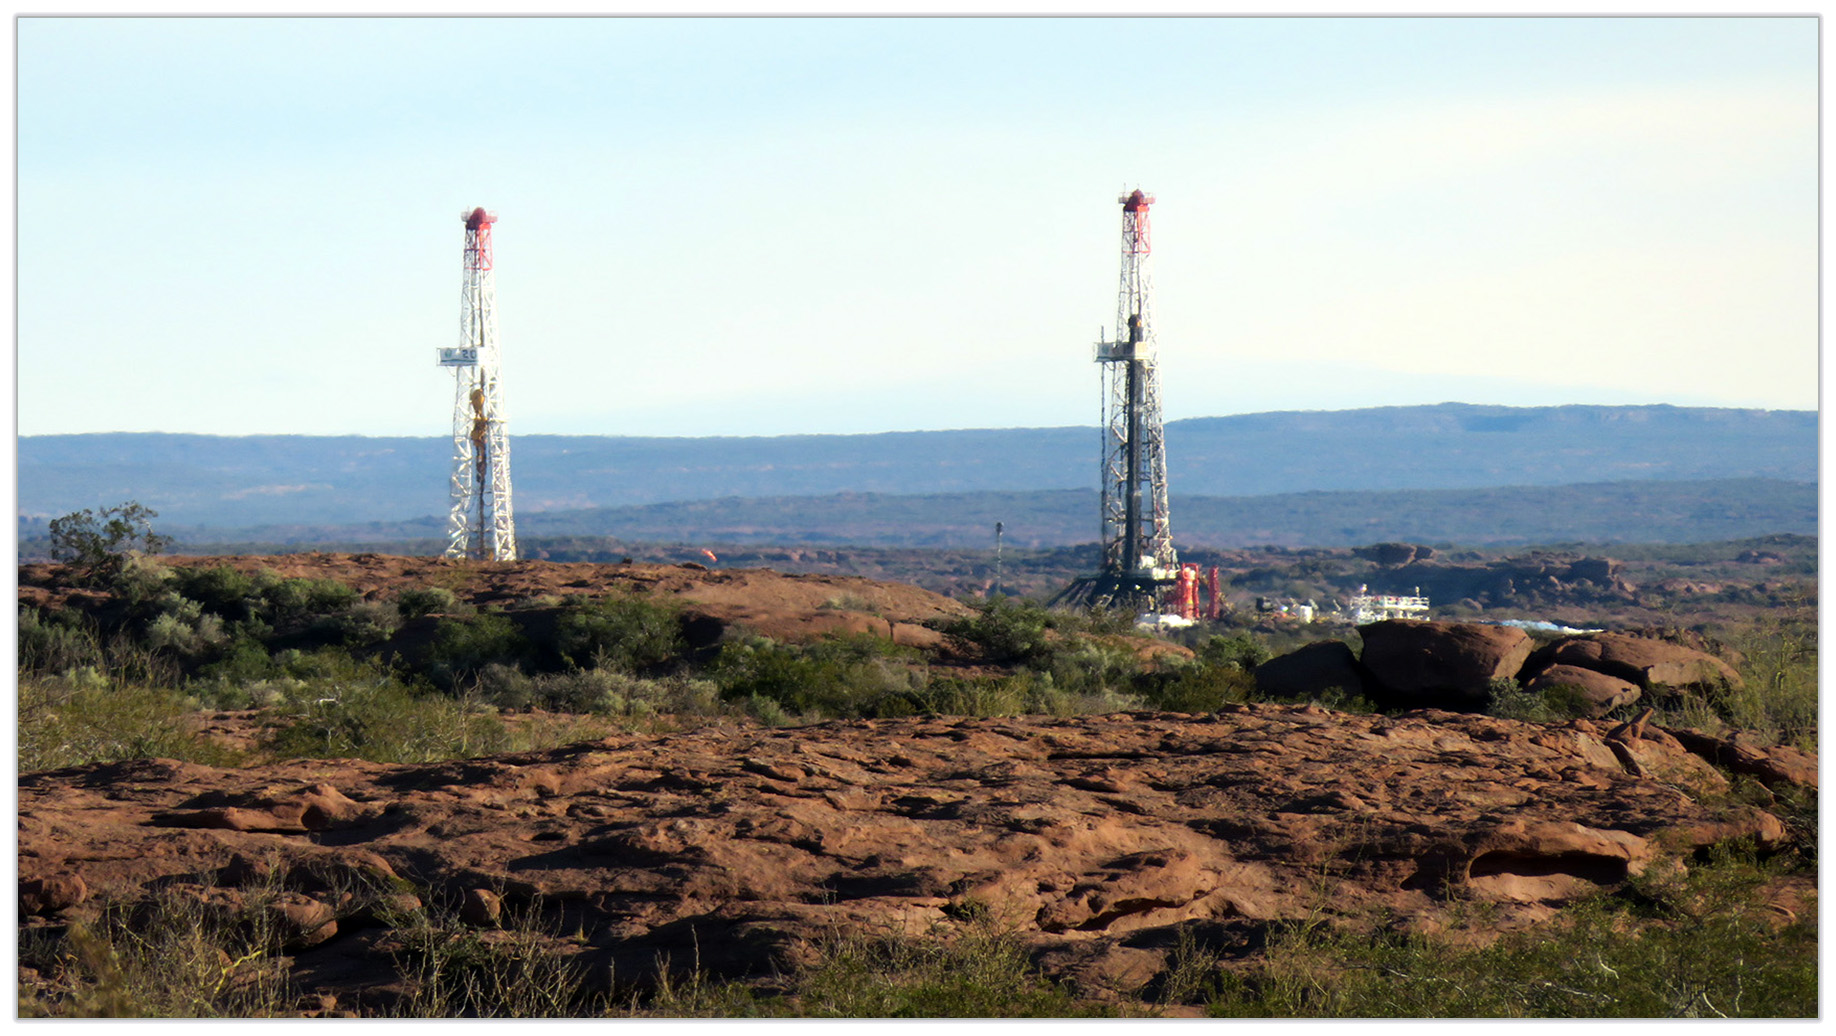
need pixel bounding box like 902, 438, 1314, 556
1253, 641, 1368, 701
1524, 664, 1641, 718
460, 888, 503, 927
1663, 729, 1819, 790
1464, 820, 1652, 903
19, 874, 87, 916
1357, 620, 1533, 709
1523, 633, 1742, 695
1565, 558, 1621, 583
268, 893, 338, 950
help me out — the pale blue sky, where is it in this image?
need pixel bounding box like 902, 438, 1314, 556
16, 16, 1818, 437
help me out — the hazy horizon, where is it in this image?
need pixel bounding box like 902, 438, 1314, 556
15, 399, 1819, 445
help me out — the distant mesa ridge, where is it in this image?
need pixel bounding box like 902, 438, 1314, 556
16, 404, 1817, 547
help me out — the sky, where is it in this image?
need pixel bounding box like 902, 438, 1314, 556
14, 14, 1820, 439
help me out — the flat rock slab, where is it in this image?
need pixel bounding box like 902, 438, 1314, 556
17, 707, 1801, 1009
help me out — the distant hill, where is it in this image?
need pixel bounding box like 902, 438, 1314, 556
16, 404, 1815, 529
33, 478, 1808, 556
419, 477, 1824, 549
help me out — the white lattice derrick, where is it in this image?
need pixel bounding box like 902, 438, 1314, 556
440, 208, 518, 562
1078, 188, 1178, 610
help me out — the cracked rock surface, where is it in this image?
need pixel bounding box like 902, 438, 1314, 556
17, 706, 1806, 1009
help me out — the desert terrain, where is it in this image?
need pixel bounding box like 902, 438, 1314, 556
16, 551, 1818, 1016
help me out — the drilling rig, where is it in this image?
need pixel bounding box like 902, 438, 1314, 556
437, 207, 518, 561
1052, 189, 1179, 615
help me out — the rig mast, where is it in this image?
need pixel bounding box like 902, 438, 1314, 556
1053, 189, 1178, 613
437, 207, 518, 561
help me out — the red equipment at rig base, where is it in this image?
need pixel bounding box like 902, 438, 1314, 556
1168, 563, 1225, 621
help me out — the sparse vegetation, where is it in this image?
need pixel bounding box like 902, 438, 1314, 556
19, 846, 1811, 1019
13, 544, 1818, 1018
1196, 849, 1816, 1018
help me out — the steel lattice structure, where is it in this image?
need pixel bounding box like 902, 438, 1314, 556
438, 207, 518, 561
1052, 189, 1179, 612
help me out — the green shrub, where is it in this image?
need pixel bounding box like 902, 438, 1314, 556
1019, 673, 1146, 717
194, 635, 281, 689
18, 883, 296, 1017
427, 611, 530, 689
766, 924, 1109, 1018
554, 593, 684, 673
1037, 637, 1143, 698
1722, 612, 1818, 751
1200, 850, 1816, 1018
17, 606, 104, 674
171, 566, 260, 622
743, 693, 795, 727
1137, 659, 1257, 713
261, 577, 361, 632
260, 660, 510, 764
817, 593, 879, 614
110, 554, 177, 605
1487, 678, 1596, 724
710, 635, 924, 719
46, 501, 172, 586
395, 586, 465, 620
1195, 633, 1272, 670
329, 599, 403, 646
936, 598, 1056, 666
387, 898, 600, 1018
17, 673, 242, 772
910, 677, 1027, 718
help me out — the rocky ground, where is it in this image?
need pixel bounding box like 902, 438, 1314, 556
16, 553, 1816, 1015
17, 553, 975, 651
18, 704, 1814, 1015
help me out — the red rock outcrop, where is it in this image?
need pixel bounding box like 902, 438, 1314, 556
1524, 664, 1642, 717
1357, 620, 1533, 708
17, 707, 1805, 1010
1251, 640, 1367, 700
1522, 633, 1743, 696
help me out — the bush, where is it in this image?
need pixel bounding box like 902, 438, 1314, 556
329, 599, 403, 646
1042, 638, 1143, 698
18, 607, 104, 675
46, 501, 172, 585
763, 923, 1108, 1018
1200, 849, 1816, 1017
554, 593, 684, 673
18, 673, 243, 772
936, 598, 1056, 666
1487, 679, 1595, 724
111, 555, 177, 605
259, 655, 510, 764
1195, 633, 1271, 670
262, 577, 361, 632
194, 635, 280, 690
1019, 673, 1145, 717
395, 586, 466, 620
1136, 659, 1257, 713
710, 636, 924, 719
387, 897, 600, 1017
427, 611, 530, 689
910, 677, 1027, 718
171, 566, 260, 622
19, 883, 296, 1017
1721, 611, 1818, 751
